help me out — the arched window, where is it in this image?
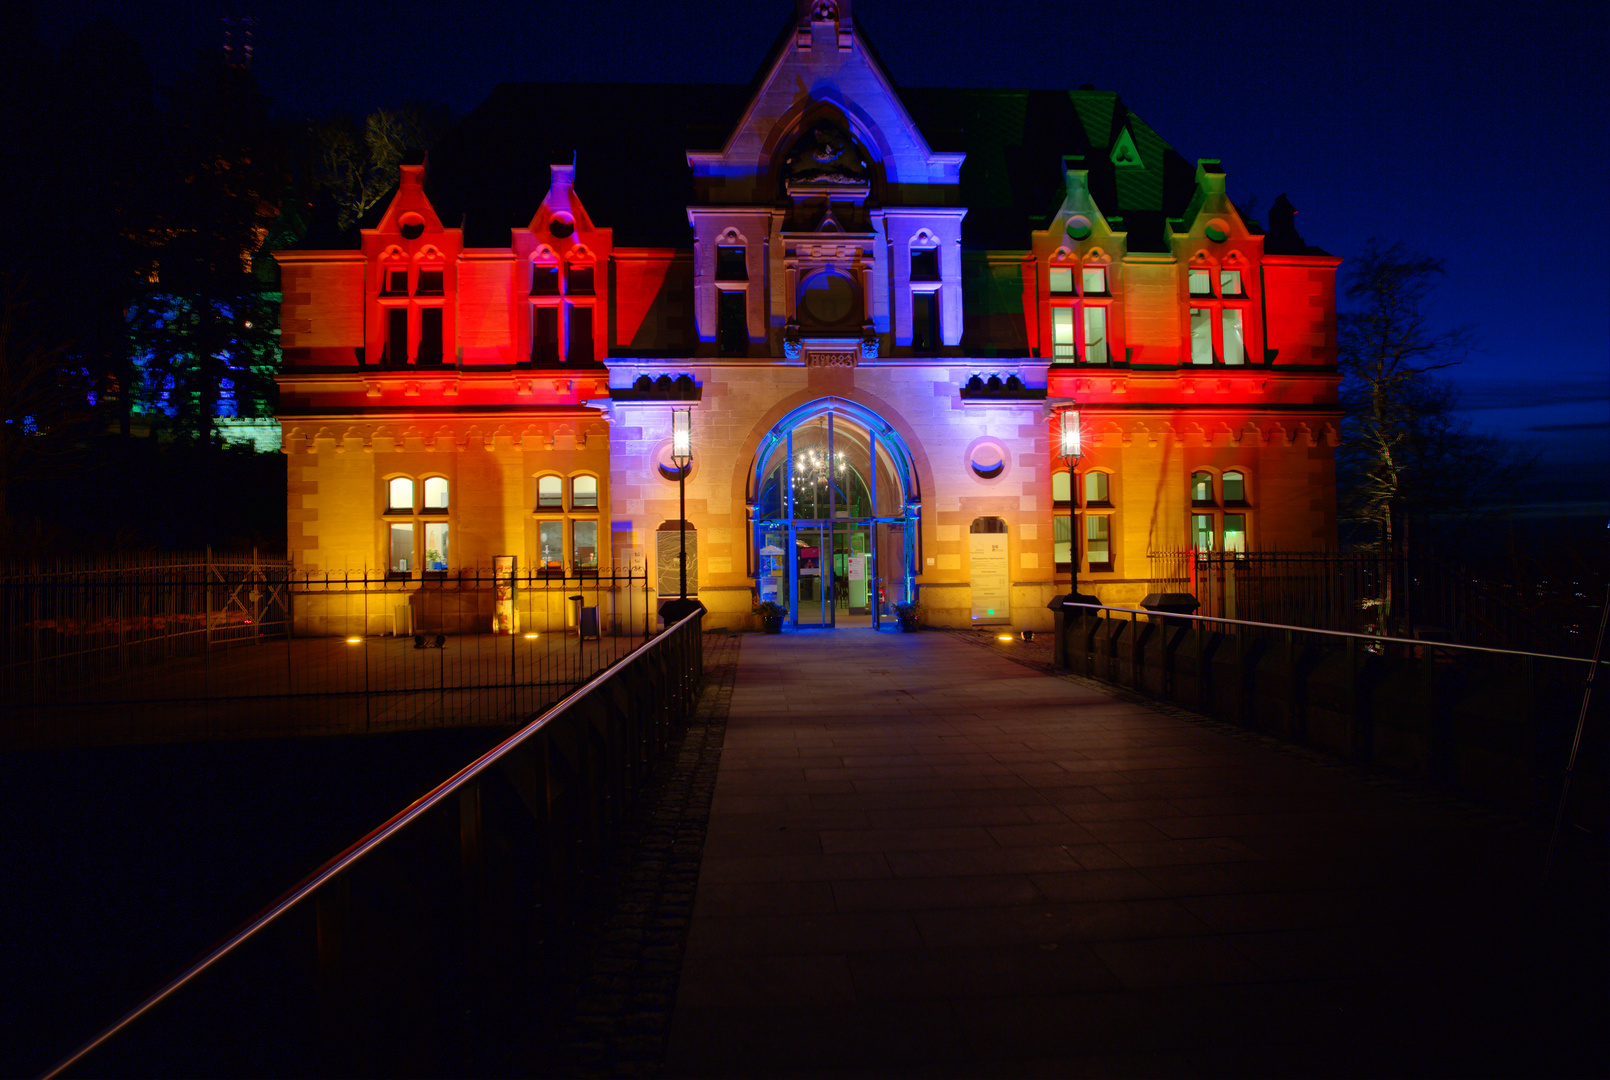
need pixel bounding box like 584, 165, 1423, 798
1223, 470, 1246, 503
1051, 470, 1071, 506
1191, 471, 1214, 504
536, 475, 563, 511
423, 476, 449, 510
571, 475, 598, 509
1084, 471, 1110, 505
388, 477, 415, 513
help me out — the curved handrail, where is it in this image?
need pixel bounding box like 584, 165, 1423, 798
42, 611, 703, 1080
1058, 601, 1606, 667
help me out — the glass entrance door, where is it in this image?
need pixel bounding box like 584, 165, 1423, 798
834, 523, 872, 628
872, 521, 908, 630
793, 524, 830, 627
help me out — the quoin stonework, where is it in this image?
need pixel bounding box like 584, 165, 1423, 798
275, 0, 1341, 634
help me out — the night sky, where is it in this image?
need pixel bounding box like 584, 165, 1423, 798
36, 0, 1610, 486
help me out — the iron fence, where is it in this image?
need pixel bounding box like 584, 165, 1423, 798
1144, 549, 1596, 657
1, 556, 658, 747
44, 609, 705, 1078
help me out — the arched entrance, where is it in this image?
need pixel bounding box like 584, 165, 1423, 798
751, 400, 917, 629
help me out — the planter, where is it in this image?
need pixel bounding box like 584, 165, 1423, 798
762, 616, 784, 634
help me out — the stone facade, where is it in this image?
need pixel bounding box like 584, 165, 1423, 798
276, 0, 1341, 634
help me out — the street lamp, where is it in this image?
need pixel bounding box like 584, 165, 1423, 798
671, 408, 692, 602
1053, 402, 1095, 611
1058, 403, 1082, 464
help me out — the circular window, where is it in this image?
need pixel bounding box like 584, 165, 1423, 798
549, 215, 575, 239
966, 438, 1010, 483
1205, 219, 1230, 243
1066, 215, 1093, 241
399, 213, 425, 240
799, 273, 857, 327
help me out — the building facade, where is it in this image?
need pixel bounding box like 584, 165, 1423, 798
276, 0, 1341, 635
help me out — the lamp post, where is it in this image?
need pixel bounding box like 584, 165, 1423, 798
1055, 402, 1088, 604
671, 408, 692, 602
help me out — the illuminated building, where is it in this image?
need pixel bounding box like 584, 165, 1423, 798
275, 0, 1340, 633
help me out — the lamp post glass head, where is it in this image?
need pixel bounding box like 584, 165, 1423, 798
671, 408, 692, 468
1059, 406, 1082, 462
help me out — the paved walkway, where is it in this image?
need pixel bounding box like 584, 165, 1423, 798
664, 630, 1605, 1078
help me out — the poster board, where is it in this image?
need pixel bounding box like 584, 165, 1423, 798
656, 529, 697, 597
969, 534, 1010, 622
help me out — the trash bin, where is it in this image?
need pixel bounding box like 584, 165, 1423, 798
567, 595, 584, 630
579, 605, 600, 641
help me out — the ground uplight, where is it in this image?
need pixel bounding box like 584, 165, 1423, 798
346, 637, 362, 644
997, 634, 1013, 642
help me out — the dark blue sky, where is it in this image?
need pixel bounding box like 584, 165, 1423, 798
39, 0, 1610, 472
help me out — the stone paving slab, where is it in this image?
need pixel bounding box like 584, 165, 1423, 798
664, 629, 1607, 1079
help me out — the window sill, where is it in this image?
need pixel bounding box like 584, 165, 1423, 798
1085, 501, 1113, 510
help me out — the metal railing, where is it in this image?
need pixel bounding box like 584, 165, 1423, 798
1144, 549, 1601, 658
1051, 601, 1607, 828
3, 562, 658, 747
46, 607, 705, 1078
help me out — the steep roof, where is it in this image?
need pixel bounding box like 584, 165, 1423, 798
396, 82, 1240, 254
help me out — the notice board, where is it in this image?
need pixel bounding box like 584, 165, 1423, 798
969, 534, 1010, 622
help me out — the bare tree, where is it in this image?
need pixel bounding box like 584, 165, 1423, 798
1336, 242, 1472, 628
313, 107, 447, 232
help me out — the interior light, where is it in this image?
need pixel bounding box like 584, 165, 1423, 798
523, 632, 539, 639
346, 637, 362, 644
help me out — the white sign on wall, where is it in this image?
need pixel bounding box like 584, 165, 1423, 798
969, 534, 1010, 622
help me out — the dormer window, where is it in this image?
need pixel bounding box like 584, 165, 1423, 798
531, 265, 560, 296
416, 268, 444, 295
383, 268, 408, 295
1048, 258, 1114, 364
567, 263, 595, 295
527, 258, 597, 365
1188, 262, 1251, 366
910, 248, 939, 282
716, 246, 747, 282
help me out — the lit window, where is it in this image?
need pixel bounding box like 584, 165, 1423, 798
389, 477, 416, 513
1051, 307, 1075, 359
389, 523, 414, 572
1221, 308, 1244, 365
1189, 269, 1212, 296
423, 522, 449, 571
1084, 471, 1109, 505
1191, 471, 1214, 504
1049, 268, 1074, 295
1086, 516, 1111, 571
538, 520, 564, 574
1192, 513, 1215, 551
911, 248, 939, 282
1053, 514, 1073, 572
1219, 269, 1243, 296
1190, 308, 1213, 364
572, 475, 598, 509
423, 476, 449, 510
1224, 514, 1246, 553
572, 520, 599, 572
1082, 267, 1108, 295
1051, 470, 1071, 506
1223, 470, 1245, 503
537, 475, 563, 511
1083, 306, 1108, 364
